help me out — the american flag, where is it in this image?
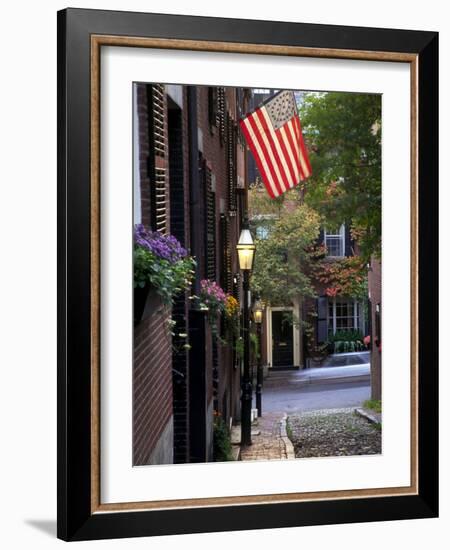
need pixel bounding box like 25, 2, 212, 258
240, 90, 312, 198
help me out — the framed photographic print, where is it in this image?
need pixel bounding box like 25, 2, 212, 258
57, 8, 438, 541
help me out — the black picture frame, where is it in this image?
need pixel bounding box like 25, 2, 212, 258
57, 8, 438, 541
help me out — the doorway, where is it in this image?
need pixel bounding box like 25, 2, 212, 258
271, 310, 294, 367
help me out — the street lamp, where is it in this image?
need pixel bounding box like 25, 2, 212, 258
236, 227, 256, 270
237, 221, 255, 446
254, 299, 263, 324
253, 298, 264, 417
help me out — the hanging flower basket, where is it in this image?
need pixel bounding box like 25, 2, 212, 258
133, 224, 196, 325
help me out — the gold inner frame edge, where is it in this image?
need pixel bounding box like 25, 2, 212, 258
90, 34, 419, 514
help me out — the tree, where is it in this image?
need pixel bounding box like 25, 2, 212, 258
300, 92, 382, 260
250, 203, 320, 306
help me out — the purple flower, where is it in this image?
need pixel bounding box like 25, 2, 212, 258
134, 224, 187, 263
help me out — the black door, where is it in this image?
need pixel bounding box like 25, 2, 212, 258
272, 311, 294, 367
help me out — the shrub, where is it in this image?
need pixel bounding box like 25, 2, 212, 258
328, 329, 365, 353
213, 413, 233, 462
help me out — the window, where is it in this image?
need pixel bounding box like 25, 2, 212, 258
324, 224, 345, 257
255, 225, 269, 240
327, 297, 363, 336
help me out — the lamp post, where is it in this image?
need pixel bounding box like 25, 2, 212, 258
236, 221, 255, 447
253, 298, 263, 417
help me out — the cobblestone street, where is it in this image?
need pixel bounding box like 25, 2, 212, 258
287, 407, 382, 458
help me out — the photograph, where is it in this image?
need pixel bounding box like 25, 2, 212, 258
132, 84, 382, 467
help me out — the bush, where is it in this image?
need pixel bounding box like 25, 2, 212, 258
363, 399, 382, 414
329, 329, 364, 343
328, 329, 365, 353
213, 414, 233, 462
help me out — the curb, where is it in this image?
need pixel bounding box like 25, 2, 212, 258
280, 414, 296, 459
354, 407, 381, 425
231, 445, 241, 461
296, 374, 370, 386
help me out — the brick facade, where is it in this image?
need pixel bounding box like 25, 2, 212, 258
368, 258, 382, 400
133, 294, 173, 465
196, 86, 245, 425
133, 84, 173, 466
133, 84, 248, 465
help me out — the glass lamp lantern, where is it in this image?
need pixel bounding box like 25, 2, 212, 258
236, 228, 255, 271
253, 299, 263, 324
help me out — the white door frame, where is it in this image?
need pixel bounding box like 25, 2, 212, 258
266, 305, 300, 368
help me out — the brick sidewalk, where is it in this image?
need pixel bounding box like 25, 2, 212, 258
239, 411, 294, 461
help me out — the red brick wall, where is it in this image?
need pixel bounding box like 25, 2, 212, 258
133, 294, 173, 465
133, 84, 173, 466
133, 84, 248, 464
368, 257, 382, 400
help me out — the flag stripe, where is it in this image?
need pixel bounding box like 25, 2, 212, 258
252, 111, 288, 194
285, 120, 305, 180
247, 113, 284, 196
245, 114, 281, 197
294, 115, 312, 177
279, 126, 300, 182
259, 108, 297, 188
274, 127, 298, 187
240, 118, 277, 198
257, 108, 292, 191
292, 115, 312, 178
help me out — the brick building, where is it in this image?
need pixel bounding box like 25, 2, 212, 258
133, 83, 250, 466
251, 215, 368, 370
368, 258, 382, 400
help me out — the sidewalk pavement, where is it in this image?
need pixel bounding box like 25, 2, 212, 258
235, 411, 295, 461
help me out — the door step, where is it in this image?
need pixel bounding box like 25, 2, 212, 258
270, 365, 299, 371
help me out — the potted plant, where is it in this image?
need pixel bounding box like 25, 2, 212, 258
197, 279, 227, 337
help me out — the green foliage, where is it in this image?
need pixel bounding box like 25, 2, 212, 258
310, 251, 369, 299
363, 399, 382, 414
329, 329, 365, 353
286, 417, 293, 441
234, 337, 244, 359
213, 414, 234, 462
328, 329, 364, 343
300, 92, 382, 260
248, 186, 287, 218
250, 204, 321, 305
250, 332, 260, 359
134, 246, 196, 306
333, 340, 365, 353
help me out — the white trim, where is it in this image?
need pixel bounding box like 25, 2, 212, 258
327, 296, 364, 336
324, 223, 345, 258
166, 84, 183, 109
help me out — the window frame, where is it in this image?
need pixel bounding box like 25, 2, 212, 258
324, 223, 346, 258
327, 296, 363, 336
